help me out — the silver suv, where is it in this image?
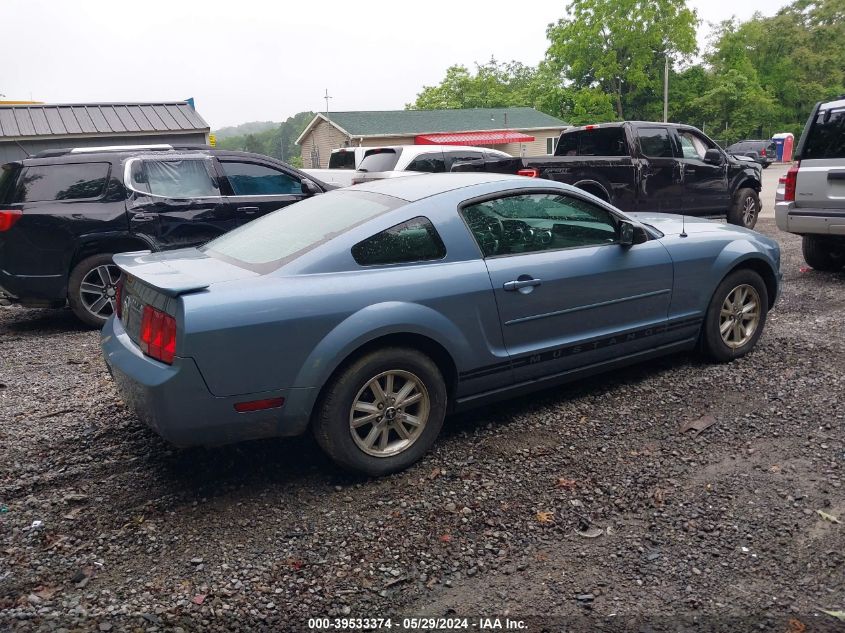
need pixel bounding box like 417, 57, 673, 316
776, 97, 845, 271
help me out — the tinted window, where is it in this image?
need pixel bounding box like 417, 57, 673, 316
803, 108, 845, 159
220, 161, 302, 195
0, 164, 21, 204
638, 128, 673, 158
352, 216, 446, 266
406, 153, 446, 173
358, 149, 401, 172
14, 162, 109, 202
202, 190, 401, 272
461, 193, 619, 257
446, 150, 482, 169
329, 150, 357, 170
130, 158, 220, 198
555, 128, 628, 157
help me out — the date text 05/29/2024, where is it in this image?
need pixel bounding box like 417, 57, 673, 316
307, 617, 527, 630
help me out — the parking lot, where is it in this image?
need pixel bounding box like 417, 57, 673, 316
1, 169, 843, 631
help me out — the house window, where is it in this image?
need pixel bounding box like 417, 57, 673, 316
310, 144, 321, 168
546, 137, 559, 154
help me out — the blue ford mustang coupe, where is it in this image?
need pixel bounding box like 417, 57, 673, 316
101, 173, 781, 475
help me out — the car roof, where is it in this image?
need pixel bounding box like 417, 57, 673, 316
349, 172, 532, 201
363, 145, 505, 156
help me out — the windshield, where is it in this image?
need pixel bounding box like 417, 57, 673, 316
358, 149, 401, 172
202, 190, 404, 273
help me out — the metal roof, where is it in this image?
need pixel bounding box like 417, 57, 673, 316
0, 102, 210, 140
296, 107, 568, 145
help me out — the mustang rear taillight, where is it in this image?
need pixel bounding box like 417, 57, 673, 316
517, 168, 539, 178
0, 210, 22, 232
140, 305, 177, 364
234, 397, 285, 413
114, 276, 124, 319
784, 162, 800, 202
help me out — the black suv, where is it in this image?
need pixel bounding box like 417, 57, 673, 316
0, 145, 331, 326
726, 139, 778, 168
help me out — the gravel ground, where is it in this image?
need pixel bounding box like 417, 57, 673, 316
1, 218, 843, 632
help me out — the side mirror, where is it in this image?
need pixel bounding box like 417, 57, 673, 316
704, 148, 723, 165
619, 221, 635, 246
301, 178, 321, 195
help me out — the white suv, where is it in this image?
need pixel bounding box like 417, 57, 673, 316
350, 145, 510, 185
776, 97, 845, 271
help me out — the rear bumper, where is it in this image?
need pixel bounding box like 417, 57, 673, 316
100, 316, 315, 447
0, 269, 66, 304
775, 202, 845, 236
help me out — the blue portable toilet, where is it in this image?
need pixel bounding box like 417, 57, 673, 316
772, 133, 794, 162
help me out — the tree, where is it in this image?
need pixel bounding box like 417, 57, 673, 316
545, 0, 698, 119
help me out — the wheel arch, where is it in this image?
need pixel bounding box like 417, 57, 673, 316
573, 179, 611, 202
724, 256, 778, 309
70, 232, 155, 270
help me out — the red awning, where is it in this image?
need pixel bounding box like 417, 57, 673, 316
415, 130, 535, 146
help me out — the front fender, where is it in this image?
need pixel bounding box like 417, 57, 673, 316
292, 301, 473, 390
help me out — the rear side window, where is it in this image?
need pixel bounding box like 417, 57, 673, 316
359, 149, 401, 172
637, 128, 673, 158
406, 153, 446, 173
129, 158, 220, 198
219, 161, 302, 195
328, 150, 357, 170
555, 128, 628, 157
352, 216, 446, 266
14, 162, 109, 202
802, 108, 845, 159
0, 164, 21, 203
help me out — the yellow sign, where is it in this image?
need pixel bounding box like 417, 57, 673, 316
208, 134, 217, 147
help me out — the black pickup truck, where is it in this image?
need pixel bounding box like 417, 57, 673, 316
453, 121, 764, 228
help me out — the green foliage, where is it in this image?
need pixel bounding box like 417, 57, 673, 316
407, 0, 844, 146
545, 0, 698, 119
216, 111, 314, 164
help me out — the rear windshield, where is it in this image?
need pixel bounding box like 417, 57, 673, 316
202, 190, 403, 273
0, 164, 21, 204
13, 162, 109, 202
555, 128, 628, 157
802, 107, 845, 160
328, 150, 357, 170
358, 149, 401, 172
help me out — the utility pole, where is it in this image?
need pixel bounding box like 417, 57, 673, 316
324, 89, 332, 116
663, 55, 669, 123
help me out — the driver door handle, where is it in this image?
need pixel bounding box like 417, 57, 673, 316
504, 278, 542, 291
131, 212, 156, 222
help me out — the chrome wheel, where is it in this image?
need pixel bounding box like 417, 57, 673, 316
742, 195, 757, 227
349, 370, 430, 458
79, 264, 120, 319
719, 284, 761, 349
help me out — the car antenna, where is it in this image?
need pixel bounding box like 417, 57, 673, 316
14, 140, 32, 158
680, 214, 688, 238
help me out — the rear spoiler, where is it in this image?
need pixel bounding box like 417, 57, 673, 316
113, 251, 210, 297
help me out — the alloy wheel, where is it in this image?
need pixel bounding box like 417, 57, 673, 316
742, 195, 757, 227
349, 370, 430, 458
79, 264, 121, 320
719, 283, 761, 349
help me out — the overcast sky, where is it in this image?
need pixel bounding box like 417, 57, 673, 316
2, 0, 789, 129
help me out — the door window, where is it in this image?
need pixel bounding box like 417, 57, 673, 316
14, 163, 109, 202
220, 161, 302, 195
460, 193, 619, 257
406, 153, 446, 173
358, 149, 401, 172
129, 158, 220, 198
352, 216, 446, 266
637, 128, 673, 158
445, 150, 482, 170
677, 131, 708, 160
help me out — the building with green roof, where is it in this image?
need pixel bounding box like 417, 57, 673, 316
296, 107, 568, 168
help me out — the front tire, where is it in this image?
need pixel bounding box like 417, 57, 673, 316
802, 235, 845, 272
701, 269, 768, 362
68, 254, 121, 328
727, 188, 760, 229
312, 347, 447, 476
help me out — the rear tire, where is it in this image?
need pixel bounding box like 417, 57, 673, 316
68, 254, 120, 328
802, 235, 845, 272
701, 269, 768, 362
727, 188, 760, 229
312, 347, 447, 476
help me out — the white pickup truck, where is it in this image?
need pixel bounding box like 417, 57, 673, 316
302, 147, 367, 187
